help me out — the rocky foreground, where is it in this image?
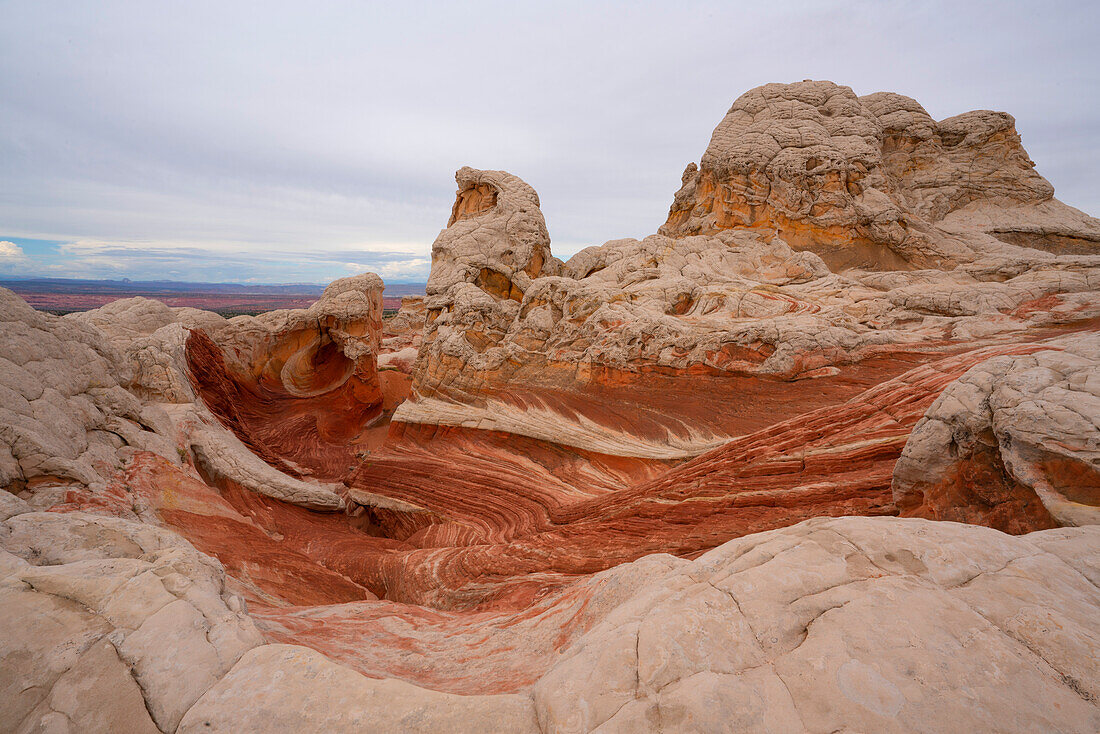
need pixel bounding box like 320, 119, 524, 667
2, 80, 1099, 732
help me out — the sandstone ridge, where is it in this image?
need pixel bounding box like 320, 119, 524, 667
2, 80, 1099, 732
399, 83, 1100, 460
662, 80, 1100, 270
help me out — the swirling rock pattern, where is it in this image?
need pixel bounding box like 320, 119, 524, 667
2, 81, 1100, 731
185, 274, 386, 481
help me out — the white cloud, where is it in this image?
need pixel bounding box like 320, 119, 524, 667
346, 258, 430, 280
0, 241, 26, 260
0, 236, 431, 283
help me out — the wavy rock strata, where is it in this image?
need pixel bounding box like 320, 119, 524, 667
2, 80, 1100, 732
397, 90, 1100, 458
4, 499, 1098, 732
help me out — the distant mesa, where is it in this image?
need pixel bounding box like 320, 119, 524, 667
0, 276, 426, 315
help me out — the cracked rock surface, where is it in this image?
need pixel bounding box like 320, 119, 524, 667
2, 79, 1099, 732
3, 499, 1096, 732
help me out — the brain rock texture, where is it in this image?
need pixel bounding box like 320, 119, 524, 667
2, 80, 1100, 733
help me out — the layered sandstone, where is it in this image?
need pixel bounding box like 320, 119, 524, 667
185, 273, 386, 481
2, 80, 1100, 732
661, 80, 1100, 269
390, 83, 1099, 464
398, 183, 1100, 460
4, 495, 1098, 732
346, 338, 1097, 610
894, 333, 1100, 530
0, 274, 386, 517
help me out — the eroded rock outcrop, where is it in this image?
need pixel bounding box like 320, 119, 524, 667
391, 83, 1100, 463
1, 508, 263, 732
428, 167, 564, 299
0, 274, 386, 517
382, 295, 426, 353
408, 167, 565, 408
0, 288, 178, 505
378, 295, 425, 411
185, 273, 385, 480
3, 80, 1100, 732
349, 340, 1072, 610
661, 80, 1100, 270
895, 332, 1100, 531
398, 202, 1100, 460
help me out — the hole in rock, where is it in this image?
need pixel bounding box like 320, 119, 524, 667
185, 328, 385, 480
280, 334, 356, 397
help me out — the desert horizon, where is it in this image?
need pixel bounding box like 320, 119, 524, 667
0, 275, 427, 315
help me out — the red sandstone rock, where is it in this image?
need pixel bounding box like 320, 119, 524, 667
3, 80, 1100, 732
894, 332, 1100, 531
341, 340, 1067, 610
185, 274, 386, 481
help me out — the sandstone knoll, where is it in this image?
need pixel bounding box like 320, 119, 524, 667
3, 80, 1100, 731
895, 333, 1100, 531
185, 273, 387, 481
400, 154, 1099, 463
662, 80, 1100, 269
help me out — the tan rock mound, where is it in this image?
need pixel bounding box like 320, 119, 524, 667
0, 288, 178, 506
185, 273, 386, 481
427, 166, 564, 302
6, 500, 1097, 732
895, 332, 1100, 530
397, 161, 1100, 458
531, 516, 1100, 733
1, 508, 263, 733
661, 80, 1100, 270
0, 277, 383, 515
382, 295, 426, 353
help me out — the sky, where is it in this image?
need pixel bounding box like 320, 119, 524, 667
1, 1, 1098, 284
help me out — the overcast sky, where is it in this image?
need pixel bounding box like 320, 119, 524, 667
1, 0, 1097, 284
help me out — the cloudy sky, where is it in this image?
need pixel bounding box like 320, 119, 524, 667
1, 1, 1097, 284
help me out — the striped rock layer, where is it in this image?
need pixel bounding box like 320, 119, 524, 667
3, 81, 1100, 732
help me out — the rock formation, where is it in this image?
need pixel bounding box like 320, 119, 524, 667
661, 80, 1100, 270
894, 333, 1100, 531
397, 87, 1100, 459
186, 273, 386, 481
5, 500, 1098, 732
3, 81, 1100, 731
0, 289, 179, 504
